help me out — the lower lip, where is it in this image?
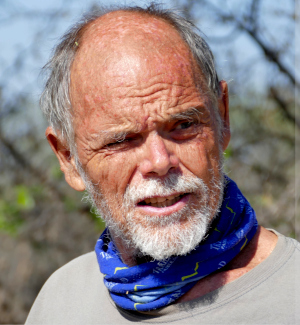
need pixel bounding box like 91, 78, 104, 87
136, 194, 191, 216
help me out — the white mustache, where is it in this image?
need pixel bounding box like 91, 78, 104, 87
123, 173, 208, 206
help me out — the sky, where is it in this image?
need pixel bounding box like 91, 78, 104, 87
2, 0, 171, 101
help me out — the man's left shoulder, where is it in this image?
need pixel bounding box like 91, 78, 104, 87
269, 229, 300, 263
269, 229, 300, 252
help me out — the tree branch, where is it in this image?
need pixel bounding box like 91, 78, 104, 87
270, 86, 300, 129
0, 130, 67, 201
249, 0, 261, 33
201, 0, 296, 86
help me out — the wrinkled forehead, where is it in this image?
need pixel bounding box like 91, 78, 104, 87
70, 11, 204, 91
69, 11, 210, 125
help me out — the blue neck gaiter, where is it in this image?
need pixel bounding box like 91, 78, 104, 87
95, 177, 258, 311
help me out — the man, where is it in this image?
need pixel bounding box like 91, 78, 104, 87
26, 4, 299, 324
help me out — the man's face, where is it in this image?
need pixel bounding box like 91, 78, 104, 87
68, 13, 228, 260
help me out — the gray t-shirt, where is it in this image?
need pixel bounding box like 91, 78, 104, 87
25, 231, 300, 324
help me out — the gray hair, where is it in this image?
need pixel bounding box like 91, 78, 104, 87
40, 2, 220, 157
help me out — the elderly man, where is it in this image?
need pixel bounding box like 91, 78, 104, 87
26, 4, 299, 324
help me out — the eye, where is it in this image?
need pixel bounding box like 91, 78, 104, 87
105, 138, 128, 147
177, 121, 193, 130
171, 119, 201, 141
104, 135, 139, 150
173, 120, 195, 131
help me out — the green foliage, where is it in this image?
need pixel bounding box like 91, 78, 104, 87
0, 185, 35, 235
50, 164, 64, 180
15, 185, 35, 209
224, 146, 233, 159
0, 201, 24, 235
61, 189, 106, 232
63, 195, 80, 212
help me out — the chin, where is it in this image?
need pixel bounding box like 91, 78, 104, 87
87, 170, 225, 261
124, 200, 217, 261
122, 178, 224, 261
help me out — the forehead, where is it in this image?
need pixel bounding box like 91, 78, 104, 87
78, 11, 189, 52
70, 11, 209, 135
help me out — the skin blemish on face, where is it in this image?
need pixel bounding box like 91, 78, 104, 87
84, 94, 92, 104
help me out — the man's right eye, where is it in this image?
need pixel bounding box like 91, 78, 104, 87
106, 139, 126, 147
104, 137, 136, 149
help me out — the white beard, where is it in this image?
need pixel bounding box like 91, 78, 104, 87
123, 173, 224, 260
82, 170, 224, 261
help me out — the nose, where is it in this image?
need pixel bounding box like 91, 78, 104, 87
138, 133, 179, 177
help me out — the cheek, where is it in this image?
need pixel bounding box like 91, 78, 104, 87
177, 132, 221, 180
86, 151, 137, 199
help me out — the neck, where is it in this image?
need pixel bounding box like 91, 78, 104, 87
177, 226, 278, 303
112, 226, 278, 303
109, 231, 140, 267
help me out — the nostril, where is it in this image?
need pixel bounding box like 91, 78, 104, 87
138, 135, 179, 176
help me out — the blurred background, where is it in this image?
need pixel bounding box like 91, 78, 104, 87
0, 0, 298, 323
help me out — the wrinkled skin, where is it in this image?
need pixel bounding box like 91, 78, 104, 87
47, 12, 230, 253
46, 11, 277, 298
71, 12, 228, 232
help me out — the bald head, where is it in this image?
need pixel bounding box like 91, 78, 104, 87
70, 11, 210, 124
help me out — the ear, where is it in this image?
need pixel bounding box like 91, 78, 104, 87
46, 127, 85, 192
217, 80, 231, 151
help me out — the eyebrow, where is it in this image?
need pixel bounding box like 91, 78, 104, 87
102, 130, 130, 143
91, 124, 142, 145
91, 107, 205, 145
169, 107, 204, 123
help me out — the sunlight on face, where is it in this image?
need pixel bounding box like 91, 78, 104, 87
69, 14, 227, 261
81, 163, 224, 261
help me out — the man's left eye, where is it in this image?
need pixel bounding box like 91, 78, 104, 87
175, 121, 194, 130
180, 121, 193, 129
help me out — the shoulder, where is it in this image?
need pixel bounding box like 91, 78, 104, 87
263, 229, 300, 271
254, 227, 300, 265
50, 251, 98, 280
269, 229, 300, 253
259, 229, 300, 292
25, 252, 111, 325
39, 251, 100, 292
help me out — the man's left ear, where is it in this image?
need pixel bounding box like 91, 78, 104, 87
217, 80, 231, 151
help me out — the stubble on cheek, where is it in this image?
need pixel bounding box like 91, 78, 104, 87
88, 152, 137, 226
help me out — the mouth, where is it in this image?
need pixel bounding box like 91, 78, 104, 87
137, 193, 187, 208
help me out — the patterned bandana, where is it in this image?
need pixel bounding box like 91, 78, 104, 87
95, 177, 258, 311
